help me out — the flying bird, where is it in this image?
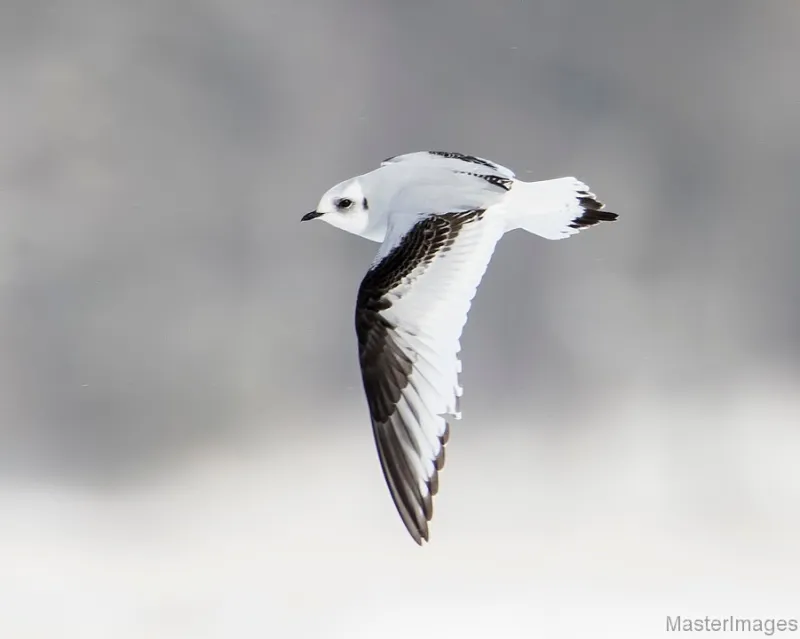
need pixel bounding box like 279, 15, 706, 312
302, 151, 617, 544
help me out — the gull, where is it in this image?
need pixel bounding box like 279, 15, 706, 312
302, 151, 617, 544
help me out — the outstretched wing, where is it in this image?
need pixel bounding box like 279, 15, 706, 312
355, 208, 505, 544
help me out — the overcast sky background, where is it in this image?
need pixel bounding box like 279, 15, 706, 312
1, 1, 799, 637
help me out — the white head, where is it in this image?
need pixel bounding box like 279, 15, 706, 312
302, 176, 372, 237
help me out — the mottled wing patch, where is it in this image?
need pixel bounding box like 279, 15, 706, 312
427, 151, 500, 171
455, 171, 513, 192
358, 210, 485, 300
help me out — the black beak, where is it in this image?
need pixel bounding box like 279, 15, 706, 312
301, 210, 324, 222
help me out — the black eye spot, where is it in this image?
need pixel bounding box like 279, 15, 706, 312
336, 198, 354, 210
362, 197, 369, 210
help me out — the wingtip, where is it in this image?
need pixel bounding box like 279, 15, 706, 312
407, 521, 429, 546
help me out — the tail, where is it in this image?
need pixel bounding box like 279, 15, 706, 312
501, 177, 617, 240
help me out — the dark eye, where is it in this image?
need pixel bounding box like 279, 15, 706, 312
335, 198, 354, 210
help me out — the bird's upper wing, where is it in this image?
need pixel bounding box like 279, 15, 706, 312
382, 151, 516, 191
355, 206, 505, 544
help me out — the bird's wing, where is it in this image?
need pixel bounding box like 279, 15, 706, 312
382, 151, 516, 190
355, 207, 505, 544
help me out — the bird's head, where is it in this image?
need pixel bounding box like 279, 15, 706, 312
302, 177, 371, 237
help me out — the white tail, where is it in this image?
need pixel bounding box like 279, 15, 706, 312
501, 177, 617, 240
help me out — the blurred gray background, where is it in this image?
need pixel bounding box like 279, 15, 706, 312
1, 1, 798, 637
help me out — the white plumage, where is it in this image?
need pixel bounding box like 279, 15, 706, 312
302, 151, 617, 544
